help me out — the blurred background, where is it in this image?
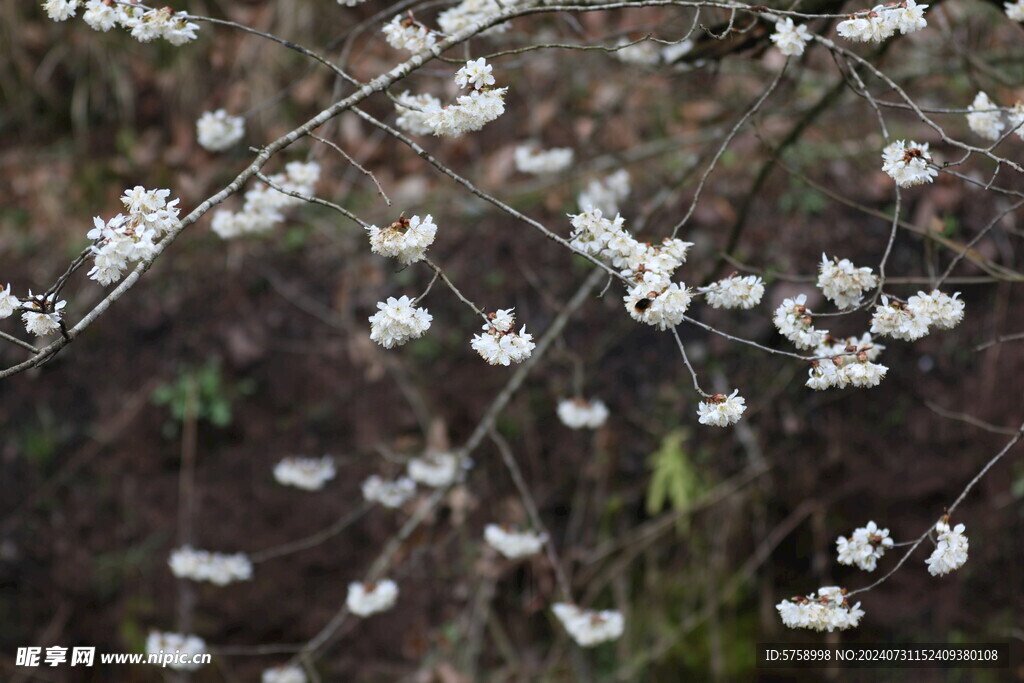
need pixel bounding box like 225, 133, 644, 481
1, 1, 1023, 680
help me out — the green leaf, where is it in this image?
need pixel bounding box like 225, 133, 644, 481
645, 428, 699, 520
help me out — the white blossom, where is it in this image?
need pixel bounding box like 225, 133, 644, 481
1008, 103, 1024, 140
484, 524, 547, 559
817, 254, 878, 310
907, 290, 964, 330
0, 284, 20, 319
361, 475, 416, 508
836, 521, 894, 571
1007, 0, 1024, 22
699, 275, 765, 309
407, 452, 464, 487
661, 40, 694, 63
514, 144, 574, 175
614, 40, 661, 66
367, 214, 437, 264
578, 170, 630, 216
274, 456, 337, 491
806, 353, 888, 390
346, 579, 399, 617
926, 520, 968, 576
773, 294, 828, 349
881, 140, 938, 188
87, 187, 181, 285
870, 295, 929, 341
776, 586, 864, 632
696, 390, 747, 427
393, 92, 444, 136
43, 0, 78, 21
22, 293, 66, 337
82, 0, 119, 30
437, 0, 517, 37
368, 296, 432, 349
145, 632, 207, 670
471, 310, 536, 365
196, 109, 245, 152
263, 666, 307, 683
836, 1, 926, 42
814, 333, 884, 362
455, 57, 495, 89
967, 92, 1005, 141
424, 88, 508, 137
212, 162, 320, 239
770, 18, 812, 56
552, 603, 624, 647
624, 282, 693, 330
557, 398, 610, 429
168, 546, 253, 585
382, 14, 438, 52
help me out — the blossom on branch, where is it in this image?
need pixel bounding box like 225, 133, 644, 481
776, 586, 864, 631
196, 109, 245, 152
926, 520, 968, 576
407, 452, 465, 487
552, 603, 625, 647
696, 390, 747, 427
484, 525, 547, 558
471, 309, 536, 365
0, 284, 20, 319
699, 274, 765, 309
382, 14, 438, 52
557, 398, 610, 429
818, 254, 878, 310
773, 294, 828, 349
836, 521, 894, 571
881, 140, 937, 188
22, 293, 66, 337
347, 580, 399, 616
367, 214, 437, 265
770, 18, 812, 56
361, 475, 416, 508
145, 632, 207, 670
274, 456, 337, 490
168, 547, 253, 585
514, 144, 574, 175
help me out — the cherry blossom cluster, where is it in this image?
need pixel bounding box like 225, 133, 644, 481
196, 109, 245, 152
407, 58, 507, 138
366, 214, 437, 265
394, 92, 445, 136
770, 18, 812, 57
881, 140, 938, 188
168, 546, 253, 586
773, 294, 828, 349
361, 475, 417, 508
211, 161, 321, 239
44, 0, 199, 45
926, 520, 968, 576
470, 309, 536, 365
437, 0, 519, 37
818, 254, 878, 310
346, 580, 399, 617
87, 186, 181, 286
567, 208, 696, 329
407, 452, 465, 487
273, 456, 337, 491
776, 586, 865, 632
578, 170, 631, 216
514, 144, 574, 175
870, 290, 964, 341
556, 398, 610, 429
696, 390, 747, 427
836, 0, 928, 43
368, 296, 433, 349
698, 274, 766, 310
552, 603, 625, 647
145, 632, 207, 670
806, 349, 888, 390
484, 525, 547, 559
836, 521, 894, 571
18, 292, 68, 337
1007, 0, 1024, 21
382, 13, 438, 53
966, 91, 1024, 141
